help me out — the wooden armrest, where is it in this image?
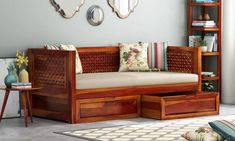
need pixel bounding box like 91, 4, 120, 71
28, 48, 76, 92
28, 48, 76, 123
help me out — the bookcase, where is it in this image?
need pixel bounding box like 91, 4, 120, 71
188, 0, 222, 94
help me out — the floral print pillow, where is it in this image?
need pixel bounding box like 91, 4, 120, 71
181, 127, 224, 141
119, 43, 149, 72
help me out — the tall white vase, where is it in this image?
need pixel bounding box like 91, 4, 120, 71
222, 0, 235, 103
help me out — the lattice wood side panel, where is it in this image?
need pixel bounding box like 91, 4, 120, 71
34, 55, 67, 89
79, 52, 119, 73
167, 51, 194, 73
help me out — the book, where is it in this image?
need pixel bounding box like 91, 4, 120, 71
213, 34, 218, 52
11, 82, 32, 86
11, 85, 32, 89
203, 36, 215, 52
192, 23, 216, 27
202, 72, 215, 77
11, 82, 32, 89
189, 36, 202, 47
193, 20, 215, 23
202, 72, 214, 75
192, 20, 216, 27
195, 0, 215, 3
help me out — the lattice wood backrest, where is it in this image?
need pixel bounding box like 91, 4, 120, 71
77, 46, 120, 73
167, 46, 200, 73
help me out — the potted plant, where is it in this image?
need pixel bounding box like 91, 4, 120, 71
200, 40, 208, 52
202, 81, 215, 92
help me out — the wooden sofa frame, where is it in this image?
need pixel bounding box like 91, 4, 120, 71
28, 46, 201, 123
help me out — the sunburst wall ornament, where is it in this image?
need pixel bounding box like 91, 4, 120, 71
51, 0, 85, 19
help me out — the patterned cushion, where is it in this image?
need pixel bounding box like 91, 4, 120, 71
119, 43, 149, 72
209, 120, 235, 141
181, 127, 224, 141
148, 42, 168, 71
60, 44, 83, 74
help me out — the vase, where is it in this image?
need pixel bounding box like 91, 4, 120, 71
200, 46, 208, 52
204, 13, 210, 21
19, 69, 29, 83
198, 15, 203, 20
4, 69, 17, 87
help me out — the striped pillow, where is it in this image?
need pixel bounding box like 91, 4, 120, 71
60, 44, 83, 74
148, 42, 168, 71
44, 44, 83, 74
44, 44, 60, 50
209, 120, 235, 141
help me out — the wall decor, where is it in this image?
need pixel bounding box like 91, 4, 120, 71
0, 58, 20, 118
87, 5, 104, 26
51, 0, 85, 19
108, 0, 139, 19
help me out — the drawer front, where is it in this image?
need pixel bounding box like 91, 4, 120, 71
165, 97, 216, 115
77, 96, 140, 118
141, 93, 219, 119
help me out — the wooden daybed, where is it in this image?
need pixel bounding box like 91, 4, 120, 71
28, 46, 217, 124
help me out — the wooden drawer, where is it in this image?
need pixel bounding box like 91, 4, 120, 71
76, 95, 140, 123
141, 92, 219, 120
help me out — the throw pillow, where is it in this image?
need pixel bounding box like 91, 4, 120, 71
209, 120, 235, 141
148, 42, 168, 71
181, 127, 224, 141
119, 42, 149, 72
60, 44, 83, 74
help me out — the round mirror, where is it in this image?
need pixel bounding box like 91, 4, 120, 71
87, 5, 104, 26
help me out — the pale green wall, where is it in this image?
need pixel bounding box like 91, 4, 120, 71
0, 0, 187, 57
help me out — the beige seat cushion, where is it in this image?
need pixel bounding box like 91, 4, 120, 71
76, 72, 198, 89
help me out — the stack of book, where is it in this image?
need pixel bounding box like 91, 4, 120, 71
195, 0, 215, 3
11, 82, 32, 88
202, 72, 216, 77
192, 20, 216, 27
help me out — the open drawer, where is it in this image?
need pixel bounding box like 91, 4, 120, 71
76, 95, 141, 123
141, 92, 219, 120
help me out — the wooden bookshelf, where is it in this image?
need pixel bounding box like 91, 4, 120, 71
202, 76, 220, 81
202, 52, 220, 56
190, 2, 220, 6
188, 0, 222, 94
191, 27, 220, 31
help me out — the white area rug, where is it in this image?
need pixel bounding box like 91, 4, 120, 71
57, 115, 235, 141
